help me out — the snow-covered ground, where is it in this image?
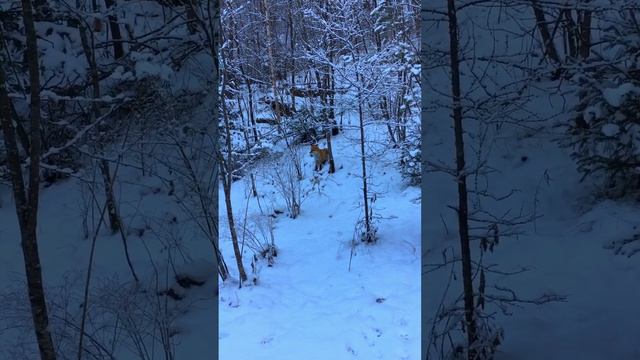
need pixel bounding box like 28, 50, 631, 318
486, 131, 640, 360
423, 2, 640, 357
424, 94, 640, 359
1, 2, 220, 357
218, 120, 421, 360
0, 155, 217, 359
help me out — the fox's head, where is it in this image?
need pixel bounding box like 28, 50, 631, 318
310, 143, 320, 154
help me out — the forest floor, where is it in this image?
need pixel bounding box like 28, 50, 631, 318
0, 157, 217, 358
425, 106, 640, 359
218, 120, 421, 360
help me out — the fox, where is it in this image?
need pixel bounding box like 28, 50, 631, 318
310, 143, 330, 171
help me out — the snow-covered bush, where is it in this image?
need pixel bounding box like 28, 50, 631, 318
0, 0, 211, 185
241, 214, 277, 264
265, 148, 307, 219
560, 14, 640, 198
241, 213, 278, 285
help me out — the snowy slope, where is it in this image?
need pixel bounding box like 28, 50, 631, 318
0, 146, 217, 359
1, 3, 221, 357
218, 120, 421, 360
423, 2, 640, 357
424, 85, 640, 359
484, 130, 640, 360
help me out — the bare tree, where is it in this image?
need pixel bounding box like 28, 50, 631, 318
446, 1, 477, 357
0, 0, 57, 358
356, 71, 375, 243
220, 60, 248, 285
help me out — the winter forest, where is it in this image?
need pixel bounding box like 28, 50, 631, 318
1, 0, 221, 359
217, 0, 421, 358
425, 0, 640, 359
0, 0, 421, 359
1, 0, 639, 359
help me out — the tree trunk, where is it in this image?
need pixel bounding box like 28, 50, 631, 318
243, 73, 259, 143
578, 10, 592, 59
380, 97, 397, 144
329, 64, 338, 135
1, 2, 57, 358
531, 0, 560, 64
186, 0, 199, 34
228, 8, 259, 144
79, 13, 136, 282
78, 19, 123, 234
447, 0, 477, 358
221, 169, 246, 283
263, 0, 282, 128
326, 131, 335, 174
236, 91, 252, 151
221, 67, 247, 284
203, 0, 230, 282
103, 0, 125, 59
9, 102, 31, 156
356, 72, 372, 242
288, 1, 296, 111
324, 4, 338, 136
563, 10, 578, 59
93, 85, 118, 232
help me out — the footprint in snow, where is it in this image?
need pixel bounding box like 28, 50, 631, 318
362, 327, 383, 346
345, 344, 357, 356
577, 220, 596, 233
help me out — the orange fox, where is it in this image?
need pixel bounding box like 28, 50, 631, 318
310, 143, 330, 171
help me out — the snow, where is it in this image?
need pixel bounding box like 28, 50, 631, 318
424, 3, 640, 358
601, 123, 620, 137
583, 105, 602, 123
134, 61, 174, 81
1, 2, 221, 358
426, 104, 640, 358
0, 166, 216, 360
603, 83, 638, 107
0, 131, 217, 359
218, 122, 421, 360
